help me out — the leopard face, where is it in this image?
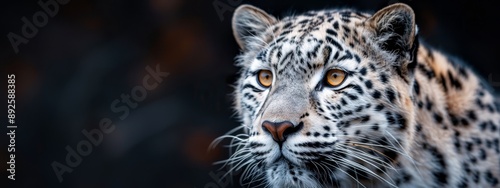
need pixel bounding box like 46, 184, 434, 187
221, 3, 420, 187
218, 2, 500, 187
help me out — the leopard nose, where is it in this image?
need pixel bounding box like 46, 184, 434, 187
262, 121, 303, 143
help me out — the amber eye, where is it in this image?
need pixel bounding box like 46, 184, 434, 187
325, 69, 347, 87
258, 70, 273, 87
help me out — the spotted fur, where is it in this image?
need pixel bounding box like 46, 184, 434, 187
215, 3, 500, 188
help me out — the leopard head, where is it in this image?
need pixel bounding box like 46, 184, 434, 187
218, 3, 419, 187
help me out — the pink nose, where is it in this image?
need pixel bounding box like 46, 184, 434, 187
261, 121, 302, 143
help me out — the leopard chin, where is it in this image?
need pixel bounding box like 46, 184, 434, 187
264, 159, 323, 188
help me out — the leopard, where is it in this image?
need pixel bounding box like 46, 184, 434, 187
214, 2, 500, 188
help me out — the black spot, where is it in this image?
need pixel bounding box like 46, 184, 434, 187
439, 74, 448, 92
470, 157, 477, 164
449, 114, 459, 126
402, 172, 412, 183
361, 115, 370, 123
333, 51, 339, 60
385, 112, 396, 125
453, 131, 462, 152
480, 122, 488, 131
487, 104, 495, 113
386, 89, 396, 102
372, 125, 379, 131
325, 36, 343, 51
491, 122, 498, 132
314, 132, 320, 137
346, 93, 358, 100
467, 111, 477, 121
426, 97, 433, 110
333, 21, 339, 29
413, 80, 420, 95
463, 162, 471, 174
465, 142, 473, 151
354, 54, 361, 63
476, 98, 485, 109
338, 50, 353, 61
369, 63, 376, 71
382, 149, 398, 162
372, 91, 382, 99
487, 139, 493, 148
458, 66, 468, 78
415, 124, 422, 131
331, 113, 339, 119
395, 113, 407, 130
417, 101, 424, 109
434, 113, 443, 123
478, 90, 485, 96
344, 110, 353, 116
479, 148, 487, 160
323, 126, 330, 131
360, 137, 369, 143
418, 64, 435, 79
380, 74, 388, 83
375, 104, 384, 111
359, 67, 367, 75
365, 80, 373, 89
448, 70, 463, 89
242, 84, 264, 92
352, 85, 364, 94
340, 98, 347, 105
460, 118, 470, 127
318, 107, 324, 113
342, 121, 351, 128
342, 25, 351, 33
326, 29, 338, 36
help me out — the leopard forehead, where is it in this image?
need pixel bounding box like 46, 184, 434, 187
265, 9, 370, 47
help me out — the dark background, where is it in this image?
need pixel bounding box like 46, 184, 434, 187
0, 0, 499, 187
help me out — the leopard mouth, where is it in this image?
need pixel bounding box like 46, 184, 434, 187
270, 155, 295, 166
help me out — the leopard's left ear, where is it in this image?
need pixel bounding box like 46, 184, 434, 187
367, 3, 418, 68
232, 5, 277, 52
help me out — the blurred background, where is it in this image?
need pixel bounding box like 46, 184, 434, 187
0, 0, 499, 187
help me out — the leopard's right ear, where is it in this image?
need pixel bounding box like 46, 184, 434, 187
232, 5, 277, 51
